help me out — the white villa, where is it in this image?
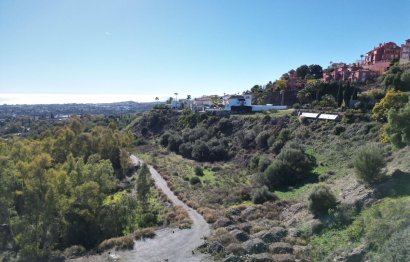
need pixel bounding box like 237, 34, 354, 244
223, 93, 287, 112
168, 93, 287, 112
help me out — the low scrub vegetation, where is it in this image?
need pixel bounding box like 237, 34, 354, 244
97, 235, 134, 251
308, 185, 337, 217
353, 143, 386, 184
310, 197, 410, 261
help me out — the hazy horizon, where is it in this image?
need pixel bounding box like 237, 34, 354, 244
0, 93, 165, 105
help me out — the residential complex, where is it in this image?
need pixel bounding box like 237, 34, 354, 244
323, 39, 410, 83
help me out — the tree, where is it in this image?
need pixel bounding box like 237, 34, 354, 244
305, 79, 322, 101
386, 100, 410, 148
119, 149, 132, 177
275, 79, 288, 90
353, 143, 386, 184
296, 65, 310, 79
372, 90, 409, 122
308, 64, 323, 79
251, 85, 263, 93
136, 164, 151, 212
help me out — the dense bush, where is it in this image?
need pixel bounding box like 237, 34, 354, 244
192, 142, 210, 161
190, 176, 201, 185
263, 143, 315, 189
264, 143, 315, 189
178, 143, 193, 158
372, 90, 409, 122
353, 143, 386, 184
378, 227, 410, 262
167, 134, 183, 152
386, 100, 410, 148
194, 166, 204, 176
333, 125, 345, 135
251, 186, 277, 204
257, 156, 271, 172
256, 131, 271, 149
216, 118, 233, 135
308, 185, 337, 217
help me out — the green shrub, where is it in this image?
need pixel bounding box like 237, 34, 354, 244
386, 100, 410, 148
308, 185, 337, 217
190, 176, 201, 185
353, 143, 386, 184
194, 166, 204, 176
278, 128, 291, 142
271, 140, 284, 154
333, 125, 345, 135
377, 227, 410, 262
264, 143, 315, 190
191, 142, 210, 161
251, 186, 277, 204
167, 134, 183, 152
178, 143, 193, 158
258, 156, 271, 172
256, 131, 271, 149
160, 133, 171, 148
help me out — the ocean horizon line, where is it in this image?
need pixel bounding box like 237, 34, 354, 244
0, 93, 168, 105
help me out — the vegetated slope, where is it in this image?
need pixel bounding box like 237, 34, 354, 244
130, 107, 410, 261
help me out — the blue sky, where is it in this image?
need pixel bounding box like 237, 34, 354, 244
0, 0, 409, 103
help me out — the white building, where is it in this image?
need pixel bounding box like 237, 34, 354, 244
223, 93, 287, 112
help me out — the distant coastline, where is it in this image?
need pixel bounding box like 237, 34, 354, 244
0, 93, 163, 105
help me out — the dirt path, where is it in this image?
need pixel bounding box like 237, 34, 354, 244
112, 155, 211, 262
71, 155, 211, 262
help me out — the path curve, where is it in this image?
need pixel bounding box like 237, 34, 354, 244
113, 155, 211, 262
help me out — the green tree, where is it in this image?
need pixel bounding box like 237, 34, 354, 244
386, 100, 410, 148
136, 164, 151, 212
308, 64, 323, 79
296, 65, 310, 79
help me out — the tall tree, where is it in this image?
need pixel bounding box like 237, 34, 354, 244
308, 64, 323, 79
136, 164, 151, 212
296, 65, 310, 79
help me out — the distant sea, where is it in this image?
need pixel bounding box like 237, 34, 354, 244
0, 93, 162, 105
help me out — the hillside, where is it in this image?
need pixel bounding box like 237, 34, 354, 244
129, 102, 410, 261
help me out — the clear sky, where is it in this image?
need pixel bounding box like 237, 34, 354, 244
0, 0, 409, 104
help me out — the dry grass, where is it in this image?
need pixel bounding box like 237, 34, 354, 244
198, 207, 218, 223
186, 200, 199, 209
134, 228, 156, 239
97, 235, 134, 251
174, 205, 192, 224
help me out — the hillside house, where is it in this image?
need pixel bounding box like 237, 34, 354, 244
223, 93, 287, 112
400, 39, 410, 64
322, 63, 377, 83
362, 42, 401, 73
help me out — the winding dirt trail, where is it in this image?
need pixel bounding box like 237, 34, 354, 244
114, 155, 211, 262
70, 155, 211, 262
